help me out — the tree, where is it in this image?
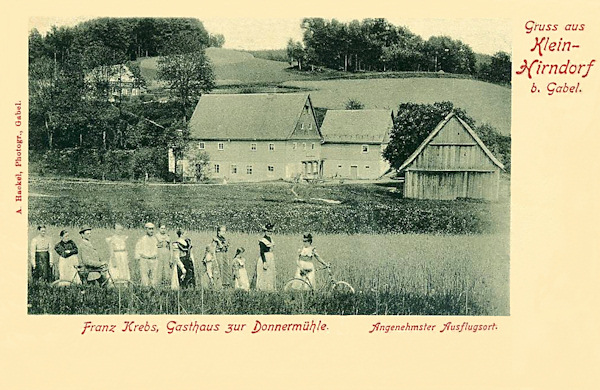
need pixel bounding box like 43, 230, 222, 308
489, 51, 511, 84
383, 102, 510, 172
132, 147, 168, 181
286, 39, 306, 70
157, 49, 215, 122
384, 102, 456, 170
345, 98, 364, 110
209, 33, 225, 48
184, 146, 211, 181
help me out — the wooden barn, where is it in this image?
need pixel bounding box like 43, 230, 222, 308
398, 112, 504, 201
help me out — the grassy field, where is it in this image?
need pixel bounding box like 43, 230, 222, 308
28, 179, 509, 315
281, 78, 511, 136
29, 179, 509, 235
28, 226, 509, 315
137, 48, 511, 135
139, 48, 311, 88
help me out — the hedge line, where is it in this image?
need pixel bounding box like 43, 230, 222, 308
29, 148, 173, 181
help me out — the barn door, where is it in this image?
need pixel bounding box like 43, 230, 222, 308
350, 165, 358, 179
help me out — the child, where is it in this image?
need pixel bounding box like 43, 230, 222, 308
202, 241, 218, 289
232, 247, 250, 291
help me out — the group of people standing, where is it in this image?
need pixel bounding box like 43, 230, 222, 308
29, 222, 324, 291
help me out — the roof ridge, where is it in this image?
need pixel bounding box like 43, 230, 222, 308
202, 92, 309, 97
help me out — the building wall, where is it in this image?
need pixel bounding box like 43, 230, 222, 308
321, 143, 389, 179
290, 101, 320, 140
183, 139, 322, 182
404, 170, 499, 200
403, 117, 500, 200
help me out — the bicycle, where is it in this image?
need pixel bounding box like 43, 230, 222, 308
283, 264, 355, 294
51, 264, 135, 288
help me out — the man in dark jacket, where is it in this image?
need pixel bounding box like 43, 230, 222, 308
78, 227, 109, 286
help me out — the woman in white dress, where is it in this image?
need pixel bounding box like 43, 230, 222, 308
256, 223, 276, 291
106, 223, 130, 281
294, 233, 329, 289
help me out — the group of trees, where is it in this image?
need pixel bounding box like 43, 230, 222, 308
383, 102, 511, 172
288, 18, 476, 74
29, 17, 218, 181
29, 18, 219, 64
286, 18, 511, 84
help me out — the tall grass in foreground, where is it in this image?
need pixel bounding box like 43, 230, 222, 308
28, 226, 509, 315
28, 282, 486, 316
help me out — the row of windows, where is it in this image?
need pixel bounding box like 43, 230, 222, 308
213, 163, 373, 175
199, 142, 319, 151
214, 164, 276, 175
337, 165, 371, 169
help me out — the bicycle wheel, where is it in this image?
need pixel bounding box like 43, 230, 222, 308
332, 281, 355, 294
283, 278, 312, 292
111, 279, 136, 289
51, 279, 74, 287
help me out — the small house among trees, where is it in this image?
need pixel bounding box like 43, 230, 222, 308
398, 112, 504, 200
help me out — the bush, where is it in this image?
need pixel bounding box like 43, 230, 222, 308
31, 147, 171, 181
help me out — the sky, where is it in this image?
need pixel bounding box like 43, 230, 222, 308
29, 16, 511, 55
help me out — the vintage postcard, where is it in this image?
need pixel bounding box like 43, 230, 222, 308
1, 0, 599, 389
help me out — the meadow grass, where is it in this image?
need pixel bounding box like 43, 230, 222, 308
29, 180, 507, 235
136, 48, 510, 135
281, 78, 511, 136
28, 179, 509, 315
28, 226, 509, 315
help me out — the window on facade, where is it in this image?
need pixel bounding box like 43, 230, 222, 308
269, 143, 275, 151
311, 143, 315, 150
303, 143, 307, 150
337, 165, 343, 169
199, 142, 205, 149
218, 142, 224, 151
362, 145, 369, 153
214, 164, 220, 173
308, 123, 312, 130
251, 143, 257, 151
365, 165, 370, 169
246, 165, 253, 175
267, 165, 274, 172
231, 165, 237, 174
301, 123, 304, 130
293, 142, 297, 150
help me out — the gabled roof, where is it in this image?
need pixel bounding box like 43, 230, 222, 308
398, 112, 505, 172
86, 64, 137, 83
320, 109, 394, 144
188, 93, 318, 141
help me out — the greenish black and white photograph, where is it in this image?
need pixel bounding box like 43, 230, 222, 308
27, 16, 511, 315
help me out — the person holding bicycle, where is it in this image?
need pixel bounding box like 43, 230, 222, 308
294, 233, 329, 289
78, 227, 109, 286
